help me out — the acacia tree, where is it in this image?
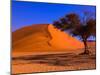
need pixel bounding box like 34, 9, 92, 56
53, 13, 96, 54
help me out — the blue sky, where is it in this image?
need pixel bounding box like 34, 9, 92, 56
12, 1, 96, 32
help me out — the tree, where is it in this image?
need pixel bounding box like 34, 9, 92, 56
53, 13, 96, 54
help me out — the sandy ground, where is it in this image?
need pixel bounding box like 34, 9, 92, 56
12, 46, 96, 74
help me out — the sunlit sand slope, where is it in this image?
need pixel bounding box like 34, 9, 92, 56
48, 24, 84, 50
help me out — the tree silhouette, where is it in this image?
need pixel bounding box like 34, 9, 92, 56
53, 12, 96, 54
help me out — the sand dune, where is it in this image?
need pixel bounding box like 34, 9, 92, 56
12, 24, 84, 52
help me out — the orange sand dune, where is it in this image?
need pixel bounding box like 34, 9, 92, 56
12, 24, 84, 52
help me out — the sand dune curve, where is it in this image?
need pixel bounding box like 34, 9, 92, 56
12, 24, 84, 52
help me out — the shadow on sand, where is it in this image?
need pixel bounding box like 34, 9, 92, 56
12, 53, 96, 66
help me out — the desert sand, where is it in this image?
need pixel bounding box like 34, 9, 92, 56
12, 24, 96, 74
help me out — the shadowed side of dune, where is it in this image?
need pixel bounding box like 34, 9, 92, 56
12, 24, 54, 52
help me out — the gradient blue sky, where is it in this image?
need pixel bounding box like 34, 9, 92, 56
12, 1, 96, 32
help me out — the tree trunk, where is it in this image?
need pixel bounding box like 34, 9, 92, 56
83, 40, 89, 54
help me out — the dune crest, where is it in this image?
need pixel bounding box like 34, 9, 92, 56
12, 24, 84, 52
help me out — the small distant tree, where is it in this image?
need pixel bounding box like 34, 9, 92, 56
53, 12, 96, 54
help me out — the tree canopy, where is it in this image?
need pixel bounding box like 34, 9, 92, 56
53, 12, 96, 54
